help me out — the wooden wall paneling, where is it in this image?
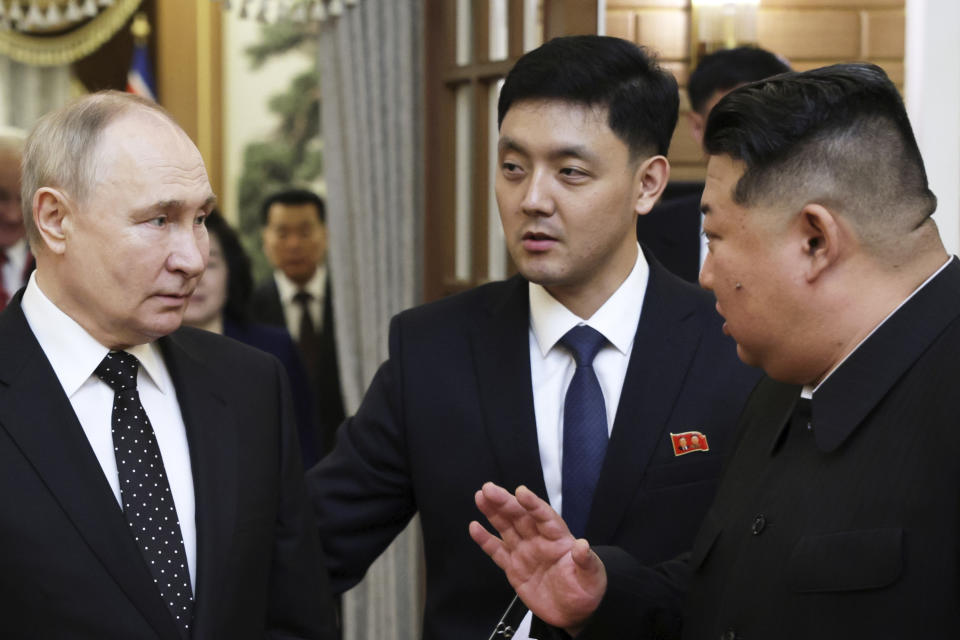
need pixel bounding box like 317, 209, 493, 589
761, 0, 902, 8
424, 1, 458, 301
156, 0, 222, 200
543, 0, 599, 40
604, 0, 907, 185
862, 9, 905, 59
636, 10, 688, 60
758, 10, 862, 60
508, 0, 526, 58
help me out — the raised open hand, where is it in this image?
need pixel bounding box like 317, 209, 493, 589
469, 482, 607, 633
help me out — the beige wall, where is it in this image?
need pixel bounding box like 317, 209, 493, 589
605, 0, 906, 181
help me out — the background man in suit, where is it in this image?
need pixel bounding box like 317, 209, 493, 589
0, 127, 31, 311
637, 47, 790, 283
251, 189, 344, 460
0, 91, 335, 639
473, 63, 960, 638
308, 36, 759, 640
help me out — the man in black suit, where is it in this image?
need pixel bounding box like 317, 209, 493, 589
0, 91, 335, 639
637, 47, 790, 283
251, 189, 344, 460
308, 36, 759, 640
473, 63, 960, 638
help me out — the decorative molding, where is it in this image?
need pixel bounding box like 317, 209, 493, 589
213, 0, 359, 23
0, 0, 142, 66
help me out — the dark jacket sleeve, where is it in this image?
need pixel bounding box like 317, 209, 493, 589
305, 314, 416, 594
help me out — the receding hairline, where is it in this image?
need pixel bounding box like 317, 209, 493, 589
21, 92, 189, 247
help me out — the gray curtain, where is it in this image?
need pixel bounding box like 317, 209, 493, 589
0, 57, 72, 128
318, 1, 424, 638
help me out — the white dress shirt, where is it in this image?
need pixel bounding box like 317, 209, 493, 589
21, 272, 197, 590
515, 247, 650, 639
274, 265, 326, 340
1, 237, 29, 296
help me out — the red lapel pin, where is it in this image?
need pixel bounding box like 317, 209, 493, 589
670, 430, 709, 456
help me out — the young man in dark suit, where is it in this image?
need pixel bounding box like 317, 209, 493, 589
308, 36, 759, 640
0, 91, 335, 639
473, 63, 960, 639
251, 189, 345, 459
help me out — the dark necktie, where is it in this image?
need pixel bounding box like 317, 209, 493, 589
294, 291, 317, 370
95, 351, 194, 635
559, 325, 609, 539
0, 248, 9, 311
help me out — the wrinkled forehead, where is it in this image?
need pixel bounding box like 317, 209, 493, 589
96, 109, 199, 165
89, 110, 209, 193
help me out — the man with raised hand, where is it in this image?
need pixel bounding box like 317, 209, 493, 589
473, 62, 959, 638
309, 35, 758, 639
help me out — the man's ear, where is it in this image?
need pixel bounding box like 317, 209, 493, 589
33, 188, 72, 255
798, 203, 844, 283
634, 155, 670, 216
687, 110, 706, 150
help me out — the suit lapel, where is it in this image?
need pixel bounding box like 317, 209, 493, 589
159, 333, 238, 637
0, 301, 182, 640
586, 261, 706, 542
470, 278, 549, 500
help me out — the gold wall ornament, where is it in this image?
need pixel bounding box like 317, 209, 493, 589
0, 0, 142, 66
212, 0, 361, 24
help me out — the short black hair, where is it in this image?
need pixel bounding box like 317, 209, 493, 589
497, 35, 679, 159
259, 188, 326, 226
688, 47, 791, 114
205, 210, 254, 326
704, 63, 936, 245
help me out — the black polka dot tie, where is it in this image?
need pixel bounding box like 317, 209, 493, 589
95, 351, 194, 634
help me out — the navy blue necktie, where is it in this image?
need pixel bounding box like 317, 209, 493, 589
560, 325, 609, 539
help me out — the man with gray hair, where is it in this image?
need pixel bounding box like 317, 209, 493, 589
0, 91, 335, 639
0, 126, 30, 311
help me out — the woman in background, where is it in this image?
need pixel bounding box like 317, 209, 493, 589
184, 210, 321, 467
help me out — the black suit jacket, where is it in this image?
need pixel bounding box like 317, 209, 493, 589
0, 296, 336, 639
251, 274, 345, 458
580, 258, 960, 639
307, 255, 760, 640
637, 188, 703, 284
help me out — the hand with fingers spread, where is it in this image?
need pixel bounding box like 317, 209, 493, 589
468, 482, 607, 634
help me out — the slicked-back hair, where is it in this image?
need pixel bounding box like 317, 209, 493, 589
704, 63, 936, 248
21, 90, 174, 246
688, 47, 791, 115
205, 210, 254, 326
259, 188, 326, 226
497, 35, 679, 160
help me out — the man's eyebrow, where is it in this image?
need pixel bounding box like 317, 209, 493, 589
498, 137, 600, 164
498, 137, 525, 155
142, 195, 217, 214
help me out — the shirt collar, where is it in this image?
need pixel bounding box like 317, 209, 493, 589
274, 264, 325, 303
529, 245, 649, 357
20, 271, 168, 397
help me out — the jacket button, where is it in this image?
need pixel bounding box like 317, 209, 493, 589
721, 630, 737, 640
751, 514, 766, 535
